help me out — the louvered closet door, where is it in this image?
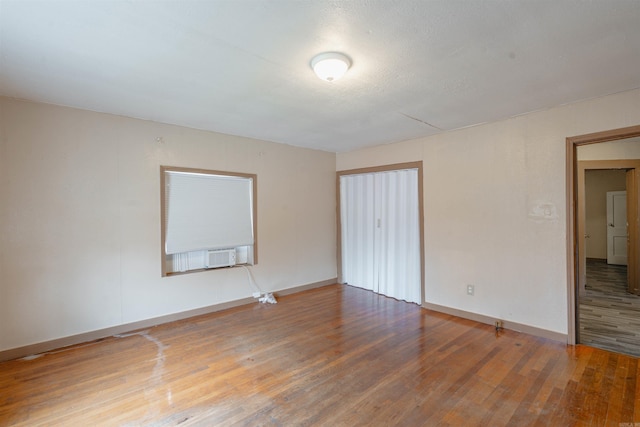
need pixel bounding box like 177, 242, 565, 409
377, 169, 421, 303
340, 169, 421, 304
340, 173, 376, 291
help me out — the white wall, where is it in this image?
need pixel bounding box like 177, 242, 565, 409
337, 88, 640, 336
578, 136, 640, 160
0, 97, 337, 352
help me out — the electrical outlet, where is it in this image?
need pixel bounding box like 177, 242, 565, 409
467, 284, 474, 296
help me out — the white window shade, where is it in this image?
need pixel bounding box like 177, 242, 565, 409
165, 171, 254, 255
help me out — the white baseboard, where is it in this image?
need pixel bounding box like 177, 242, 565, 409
0, 278, 337, 363
422, 302, 568, 343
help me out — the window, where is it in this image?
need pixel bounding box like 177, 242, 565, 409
161, 166, 257, 276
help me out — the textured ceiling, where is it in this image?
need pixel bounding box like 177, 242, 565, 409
1, 0, 639, 153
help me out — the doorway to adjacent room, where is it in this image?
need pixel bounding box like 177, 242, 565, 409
567, 126, 640, 355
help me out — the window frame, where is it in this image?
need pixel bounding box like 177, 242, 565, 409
160, 165, 258, 277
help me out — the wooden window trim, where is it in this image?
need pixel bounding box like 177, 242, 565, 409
160, 165, 258, 277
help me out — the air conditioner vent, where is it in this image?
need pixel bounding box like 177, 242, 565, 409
206, 249, 236, 269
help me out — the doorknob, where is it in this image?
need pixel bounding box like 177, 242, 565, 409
609, 223, 614, 227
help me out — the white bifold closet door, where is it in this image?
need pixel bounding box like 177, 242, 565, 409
340, 168, 421, 304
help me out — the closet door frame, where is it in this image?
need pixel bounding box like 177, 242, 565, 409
337, 161, 425, 305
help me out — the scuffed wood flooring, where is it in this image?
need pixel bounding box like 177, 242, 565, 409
1, 284, 638, 426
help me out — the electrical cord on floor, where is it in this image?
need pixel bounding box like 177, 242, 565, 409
239, 265, 277, 304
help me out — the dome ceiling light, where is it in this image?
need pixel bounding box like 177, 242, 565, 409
310, 52, 351, 82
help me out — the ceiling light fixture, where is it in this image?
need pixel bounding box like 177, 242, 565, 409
310, 52, 351, 82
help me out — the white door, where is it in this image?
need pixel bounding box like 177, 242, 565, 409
340, 169, 421, 304
340, 174, 376, 291
607, 190, 627, 265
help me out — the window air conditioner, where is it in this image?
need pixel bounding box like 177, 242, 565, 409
206, 249, 236, 269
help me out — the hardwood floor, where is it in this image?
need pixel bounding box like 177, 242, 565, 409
579, 259, 640, 357
1, 284, 639, 426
